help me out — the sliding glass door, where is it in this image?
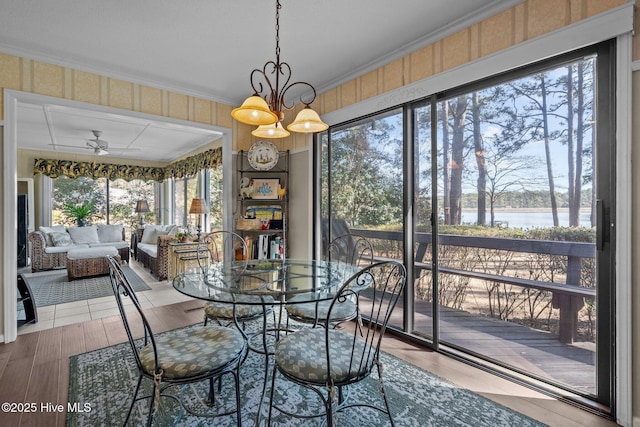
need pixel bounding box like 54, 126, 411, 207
319, 41, 615, 411
320, 108, 405, 329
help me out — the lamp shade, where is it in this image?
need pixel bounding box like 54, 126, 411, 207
287, 106, 329, 133
231, 96, 279, 126
252, 122, 291, 139
134, 200, 150, 213
189, 198, 208, 215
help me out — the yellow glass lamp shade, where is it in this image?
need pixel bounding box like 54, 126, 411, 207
252, 123, 291, 138
287, 106, 329, 133
231, 96, 279, 126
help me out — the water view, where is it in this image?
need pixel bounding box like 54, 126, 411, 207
460, 210, 593, 229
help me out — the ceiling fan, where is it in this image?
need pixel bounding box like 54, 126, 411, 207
85, 130, 109, 155
49, 130, 137, 156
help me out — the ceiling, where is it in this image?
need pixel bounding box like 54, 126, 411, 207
0, 0, 519, 162
16, 102, 223, 163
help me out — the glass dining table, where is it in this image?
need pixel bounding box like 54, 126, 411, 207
172, 258, 359, 425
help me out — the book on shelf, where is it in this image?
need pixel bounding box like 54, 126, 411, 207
245, 205, 282, 220
244, 234, 285, 260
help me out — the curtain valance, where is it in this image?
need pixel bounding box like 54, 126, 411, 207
164, 147, 223, 179
33, 147, 222, 182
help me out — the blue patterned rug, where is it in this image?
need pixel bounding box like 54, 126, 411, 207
67, 324, 547, 427
21, 267, 150, 307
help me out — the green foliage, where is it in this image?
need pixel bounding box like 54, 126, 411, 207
63, 202, 94, 225
526, 226, 595, 243
325, 115, 403, 227
53, 175, 155, 228
208, 167, 224, 228
53, 176, 105, 213
437, 224, 528, 239
173, 230, 194, 242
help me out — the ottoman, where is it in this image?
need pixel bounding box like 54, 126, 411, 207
66, 247, 121, 281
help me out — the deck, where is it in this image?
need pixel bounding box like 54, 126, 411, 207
346, 227, 598, 396
388, 299, 596, 395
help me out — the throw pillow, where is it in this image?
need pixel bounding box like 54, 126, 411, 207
49, 231, 73, 247
39, 225, 67, 246
68, 225, 100, 245
97, 224, 123, 243
140, 225, 160, 244
165, 224, 179, 236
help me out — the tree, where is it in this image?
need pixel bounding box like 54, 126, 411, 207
472, 91, 487, 226
52, 176, 105, 225
484, 147, 543, 227
209, 166, 224, 228
109, 179, 155, 227
540, 75, 560, 226
441, 101, 451, 224
448, 95, 468, 225
507, 74, 563, 227
560, 61, 594, 227
414, 105, 433, 230
327, 114, 403, 227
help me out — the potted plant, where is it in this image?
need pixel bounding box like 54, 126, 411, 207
174, 230, 194, 243
63, 202, 94, 226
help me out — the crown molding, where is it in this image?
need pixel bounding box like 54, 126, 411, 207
309, 0, 524, 99
322, 3, 633, 127
0, 44, 236, 106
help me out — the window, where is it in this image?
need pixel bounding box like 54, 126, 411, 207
208, 167, 223, 230
318, 41, 615, 413
173, 176, 198, 227
52, 176, 156, 239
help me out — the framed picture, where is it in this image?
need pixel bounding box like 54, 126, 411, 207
252, 178, 280, 200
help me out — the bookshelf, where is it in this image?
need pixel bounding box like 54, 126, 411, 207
235, 148, 288, 260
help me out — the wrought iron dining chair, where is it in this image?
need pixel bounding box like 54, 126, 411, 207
285, 233, 374, 328
106, 256, 246, 427
325, 233, 375, 266
268, 260, 407, 427
198, 231, 274, 333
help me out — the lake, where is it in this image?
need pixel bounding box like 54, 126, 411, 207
460, 210, 593, 229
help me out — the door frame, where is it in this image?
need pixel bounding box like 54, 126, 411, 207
316, 10, 632, 424
3, 90, 233, 342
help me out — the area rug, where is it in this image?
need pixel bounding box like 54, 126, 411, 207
67, 325, 547, 427
21, 267, 150, 307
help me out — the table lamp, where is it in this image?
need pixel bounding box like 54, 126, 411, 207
134, 200, 150, 226
189, 198, 208, 241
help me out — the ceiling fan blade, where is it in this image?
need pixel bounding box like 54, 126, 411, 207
48, 143, 91, 150
108, 146, 142, 151
88, 138, 109, 146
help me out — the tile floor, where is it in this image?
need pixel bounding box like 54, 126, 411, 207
17, 261, 198, 335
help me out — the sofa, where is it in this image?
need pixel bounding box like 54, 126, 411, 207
28, 224, 130, 272
135, 224, 178, 281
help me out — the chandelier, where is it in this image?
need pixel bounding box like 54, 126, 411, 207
231, 0, 328, 138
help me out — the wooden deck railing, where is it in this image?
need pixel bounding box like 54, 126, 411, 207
349, 228, 596, 343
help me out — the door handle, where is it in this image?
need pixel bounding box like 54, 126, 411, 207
596, 199, 604, 251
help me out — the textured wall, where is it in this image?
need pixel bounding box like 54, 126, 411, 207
0, 53, 236, 145
316, 0, 628, 116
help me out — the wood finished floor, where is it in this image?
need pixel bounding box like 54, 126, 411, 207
0, 298, 620, 427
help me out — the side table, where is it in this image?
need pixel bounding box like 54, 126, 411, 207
167, 241, 210, 281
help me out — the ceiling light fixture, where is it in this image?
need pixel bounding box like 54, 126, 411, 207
231, 0, 328, 138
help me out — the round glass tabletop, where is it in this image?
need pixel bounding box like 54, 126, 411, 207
172, 259, 359, 305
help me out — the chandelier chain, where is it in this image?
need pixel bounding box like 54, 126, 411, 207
275, 0, 281, 60
231, 0, 328, 135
